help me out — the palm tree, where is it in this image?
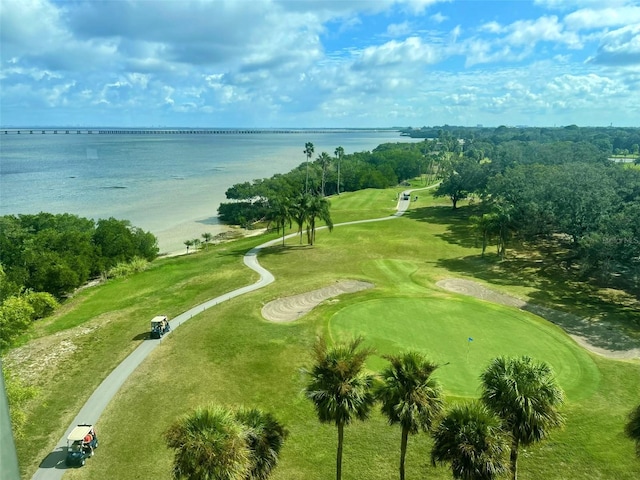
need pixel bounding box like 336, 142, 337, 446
317, 152, 332, 197
306, 195, 333, 245
485, 205, 514, 260
431, 401, 510, 480
376, 351, 444, 480
184, 239, 194, 254
304, 142, 314, 193
625, 404, 640, 457
304, 336, 376, 480
234, 408, 289, 480
469, 214, 495, 257
202, 232, 213, 248
266, 197, 292, 246
292, 193, 311, 245
334, 146, 344, 195
165, 405, 251, 480
480, 356, 565, 480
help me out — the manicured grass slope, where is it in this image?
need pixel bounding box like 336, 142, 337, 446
14, 240, 259, 476
27, 189, 640, 480
329, 295, 600, 400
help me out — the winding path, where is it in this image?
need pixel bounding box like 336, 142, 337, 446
31, 188, 422, 479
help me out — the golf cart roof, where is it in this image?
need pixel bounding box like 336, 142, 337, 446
151, 315, 167, 323
67, 425, 93, 442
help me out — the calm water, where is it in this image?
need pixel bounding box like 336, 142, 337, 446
0, 130, 414, 253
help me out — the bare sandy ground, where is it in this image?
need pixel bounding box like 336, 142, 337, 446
437, 278, 640, 360
155, 219, 232, 257
261, 280, 374, 322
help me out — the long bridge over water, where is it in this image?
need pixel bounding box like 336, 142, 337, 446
2, 128, 394, 135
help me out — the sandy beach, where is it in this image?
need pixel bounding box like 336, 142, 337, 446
154, 217, 232, 257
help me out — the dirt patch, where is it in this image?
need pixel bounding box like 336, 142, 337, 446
4, 324, 99, 385
437, 278, 640, 360
262, 280, 374, 323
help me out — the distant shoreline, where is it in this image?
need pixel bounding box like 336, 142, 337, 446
1, 129, 411, 257
1, 127, 399, 135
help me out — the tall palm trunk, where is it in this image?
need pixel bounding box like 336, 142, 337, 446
337, 422, 344, 480
510, 436, 519, 480
399, 426, 409, 480
305, 161, 310, 193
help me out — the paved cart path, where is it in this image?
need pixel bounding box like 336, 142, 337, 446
31, 189, 420, 479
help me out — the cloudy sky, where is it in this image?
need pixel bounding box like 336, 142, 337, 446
1, 0, 639, 128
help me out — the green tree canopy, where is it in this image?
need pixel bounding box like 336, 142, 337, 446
431, 401, 510, 480
480, 356, 565, 480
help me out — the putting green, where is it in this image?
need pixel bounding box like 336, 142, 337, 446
329, 296, 600, 400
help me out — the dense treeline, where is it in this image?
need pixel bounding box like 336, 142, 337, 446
428, 131, 640, 290
0, 213, 158, 348
0, 213, 159, 299
400, 124, 640, 156
218, 142, 425, 226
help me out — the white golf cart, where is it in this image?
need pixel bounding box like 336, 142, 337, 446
65, 424, 98, 467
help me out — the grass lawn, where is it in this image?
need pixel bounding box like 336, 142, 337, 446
11, 187, 640, 479
329, 295, 600, 400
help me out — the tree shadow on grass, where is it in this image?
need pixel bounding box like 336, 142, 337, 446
257, 244, 314, 258
403, 205, 483, 249
437, 254, 640, 352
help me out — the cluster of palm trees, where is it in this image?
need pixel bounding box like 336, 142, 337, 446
303, 142, 345, 197
163, 336, 639, 480
184, 233, 216, 254
266, 192, 333, 246
165, 405, 288, 480
304, 336, 566, 480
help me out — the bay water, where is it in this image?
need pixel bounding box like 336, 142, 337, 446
0, 130, 414, 255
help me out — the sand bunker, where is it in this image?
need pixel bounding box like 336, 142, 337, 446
437, 278, 640, 360
262, 280, 374, 323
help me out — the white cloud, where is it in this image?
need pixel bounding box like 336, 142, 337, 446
463, 15, 583, 67
479, 21, 505, 34
564, 6, 640, 30
450, 25, 462, 43
430, 12, 447, 23
534, 0, 629, 10
386, 21, 413, 37
354, 36, 440, 69
1, 0, 639, 127
587, 24, 640, 65
396, 0, 449, 15
504, 16, 582, 49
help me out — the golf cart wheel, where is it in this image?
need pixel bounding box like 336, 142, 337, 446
90, 449, 94, 457
81, 458, 86, 466
94, 439, 99, 448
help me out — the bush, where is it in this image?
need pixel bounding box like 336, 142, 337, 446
3, 366, 38, 439
106, 257, 150, 279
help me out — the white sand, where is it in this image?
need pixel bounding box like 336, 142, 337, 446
154, 217, 233, 257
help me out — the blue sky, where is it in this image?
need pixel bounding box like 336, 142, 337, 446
1, 0, 639, 127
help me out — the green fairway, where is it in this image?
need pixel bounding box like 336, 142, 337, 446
11, 186, 640, 480
329, 296, 600, 400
